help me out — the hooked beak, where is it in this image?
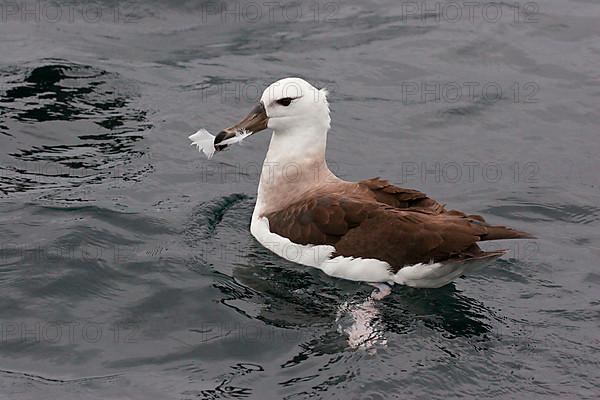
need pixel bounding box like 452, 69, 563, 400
214, 102, 268, 150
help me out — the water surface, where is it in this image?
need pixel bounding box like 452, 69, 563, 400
1, 1, 599, 399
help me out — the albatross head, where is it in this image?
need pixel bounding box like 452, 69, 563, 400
214, 77, 331, 152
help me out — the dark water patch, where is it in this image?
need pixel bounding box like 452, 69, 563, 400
540, 307, 600, 322
430, 99, 497, 125
0, 297, 28, 320
14, 256, 127, 302
1, 61, 138, 124
584, 272, 600, 285
183, 194, 249, 247
31, 205, 174, 235
193, 375, 253, 400
213, 272, 263, 303
110, 286, 228, 343
470, 258, 532, 284
0, 368, 119, 385
401, 95, 507, 131
451, 38, 537, 68
0, 339, 103, 366
382, 285, 495, 339
0, 60, 152, 198
484, 199, 600, 224
180, 75, 257, 94
162, 12, 435, 62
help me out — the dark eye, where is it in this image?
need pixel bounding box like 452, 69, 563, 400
276, 97, 294, 106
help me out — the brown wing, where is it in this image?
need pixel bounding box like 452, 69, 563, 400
358, 177, 446, 214
264, 194, 497, 271
358, 177, 530, 238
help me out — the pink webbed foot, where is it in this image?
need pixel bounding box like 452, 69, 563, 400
369, 282, 392, 300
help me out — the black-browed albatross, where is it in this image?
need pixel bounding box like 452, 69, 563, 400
196, 77, 532, 299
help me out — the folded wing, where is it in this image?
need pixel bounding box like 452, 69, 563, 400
264, 188, 531, 271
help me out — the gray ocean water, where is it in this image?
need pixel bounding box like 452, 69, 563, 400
1, 0, 599, 398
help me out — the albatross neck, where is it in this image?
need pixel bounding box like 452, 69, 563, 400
255, 125, 339, 215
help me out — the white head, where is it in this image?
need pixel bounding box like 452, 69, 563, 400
213, 78, 337, 212
261, 77, 330, 134
214, 77, 331, 157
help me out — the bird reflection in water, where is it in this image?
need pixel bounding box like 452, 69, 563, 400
336, 297, 387, 352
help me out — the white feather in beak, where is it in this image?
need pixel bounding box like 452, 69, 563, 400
189, 128, 252, 159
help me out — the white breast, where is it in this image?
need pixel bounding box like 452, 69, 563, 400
250, 213, 336, 268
